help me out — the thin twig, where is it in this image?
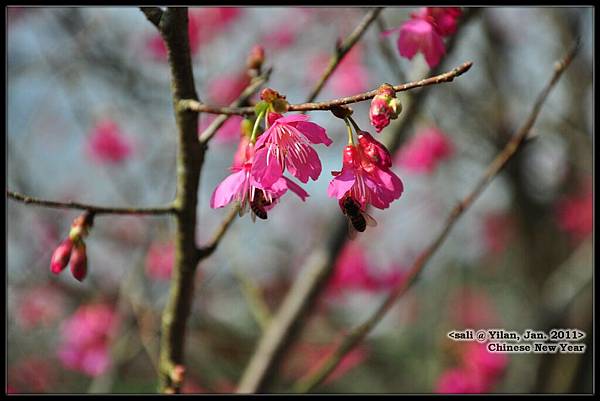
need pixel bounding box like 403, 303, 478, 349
179, 61, 472, 116
140, 7, 164, 29
305, 7, 383, 103
197, 204, 240, 261
7, 190, 176, 215
293, 43, 578, 393
195, 68, 272, 144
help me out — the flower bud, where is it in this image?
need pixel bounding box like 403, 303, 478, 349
260, 88, 280, 103
369, 84, 402, 133
259, 88, 288, 113
70, 241, 88, 282
50, 238, 73, 275
358, 131, 392, 169
246, 45, 265, 71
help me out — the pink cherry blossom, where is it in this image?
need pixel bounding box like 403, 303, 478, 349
207, 72, 251, 105
310, 46, 370, 96
8, 358, 57, 393
145, 240, 175, 281
15, 285, 65, 330
69, 242, 87, 282
463, 342, 508, 383
555, 180, 593, 243
211, 139, 309, 216
145, 8, 243, 61
251, 113, 332, 188
327, 243, 405, 296
57, 303, 119, 377
396, 17, 445, 68
328, 145, 403, 212
424, 7, 462, 36
199, 115, 243, 144
395, 126, 454, 174
86, 119, 133, 165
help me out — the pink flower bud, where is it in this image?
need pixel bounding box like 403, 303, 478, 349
369, 85, 402, 133
246, 45, 265, 70
50, 238, 73, 275
357, 131, 392, 169
375, 83, 395, 98
70, 242, 88, 282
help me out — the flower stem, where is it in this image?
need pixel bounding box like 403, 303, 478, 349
344, 118, 355, 146
250, 110, 265, 144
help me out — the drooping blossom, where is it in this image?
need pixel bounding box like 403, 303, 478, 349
145, 240, 175, 281
369, 84, 403, 133
86, 119, 133, 165
284, 342, 368, 385
210, 137, 309, 217
15, 285, 65, 330
251, 113, 332, 188
555, 180, 593, 243
57, 303, 119, 377
328, 144, 404, 215
198, 114, 244, 144
8, 358, 57, 393
384, 7, 461, 68
395, 126, 454, 174
207, 72, 251, 105
327, 243, 405, 296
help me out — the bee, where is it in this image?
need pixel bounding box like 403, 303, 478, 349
249, 190, 272, 221
341, 196, 377, 239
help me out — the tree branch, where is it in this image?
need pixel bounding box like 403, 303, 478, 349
293, 43, 578, 393
154, 7, 204, 394
178, 61, 472, 116
196, 204, 240, 261
7, 190, 176, 215
140, 7, 164, 29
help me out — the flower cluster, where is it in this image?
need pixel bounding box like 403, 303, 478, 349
369, 83, 402, 133
50, 211, 93, 282
385, 7, 462, 68
436, 342, 508, 393
210, 88, 404, 236
57, 303, 119, 377
211, 89, 330, 220
328, 123, 404, 234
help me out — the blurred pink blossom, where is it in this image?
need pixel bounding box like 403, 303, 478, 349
310, 46, 370, 97
145, 240, 175, 281
384, 8, 461, 68
284, 342, 368, 384
198, 114, 243, 144
327, 243, 406, 296
207, 73, 251, 105
555, 180, 593, 243
145, 8, 243, 61
86, 119, 133, 165
448, 287, 499, 329
57, 303, 119, 377
395, 126, 454, 174
482, 212, 515, 255
8, 358, 57, 393
15, 285, 65, 330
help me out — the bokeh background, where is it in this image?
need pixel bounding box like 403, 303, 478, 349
6, 6, 593, 394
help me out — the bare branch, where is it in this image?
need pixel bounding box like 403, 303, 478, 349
293, 43, 578, 393
140, 7, 164, 29
179, 61, 472, 116
7, 190, 176, 215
